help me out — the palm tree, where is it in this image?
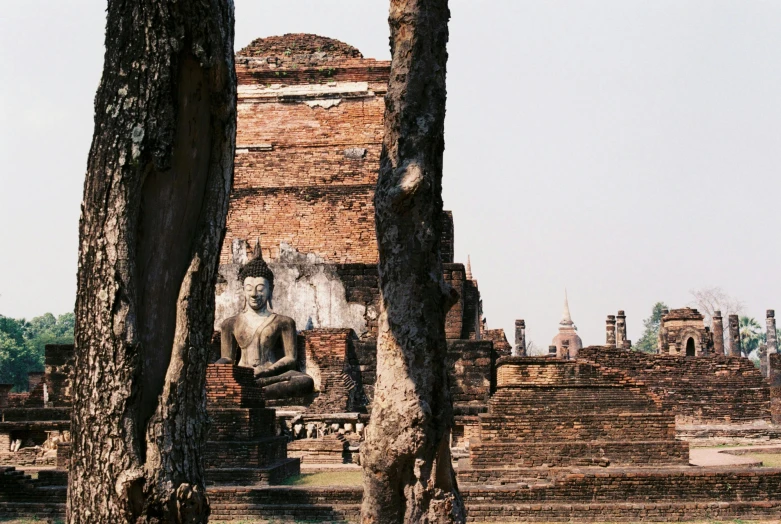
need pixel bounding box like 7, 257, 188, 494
739, 316, 765, 357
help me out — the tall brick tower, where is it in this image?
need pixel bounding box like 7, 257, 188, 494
221, 34, 392, 265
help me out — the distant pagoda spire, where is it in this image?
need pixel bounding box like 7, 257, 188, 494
465, 255, 473, 281
560, 289, 575, 328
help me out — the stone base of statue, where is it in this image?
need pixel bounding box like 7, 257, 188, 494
205, 364, 299, 485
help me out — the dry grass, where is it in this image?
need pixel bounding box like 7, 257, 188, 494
278, 470, 363, 487
0, 519, 63, 524
747, 452, 781, 467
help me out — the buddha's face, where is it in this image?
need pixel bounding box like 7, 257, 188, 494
243, 276, 272, 311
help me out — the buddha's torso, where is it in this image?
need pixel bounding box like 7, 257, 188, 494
233, 312, 284, 368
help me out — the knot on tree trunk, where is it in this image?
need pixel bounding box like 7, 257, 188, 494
174, 482, 208, 524
116, 468, 146, 521
388, 159, 427, 211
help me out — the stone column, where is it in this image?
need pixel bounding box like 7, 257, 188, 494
514, 319, 526, 357
767, 310, 777, 357
759, 344, 768, 378
712, 311, 725, 355
769, 353, 781, 424
616, 310, 627, 349
606, 315, 617, 347
728, 314, 741, 357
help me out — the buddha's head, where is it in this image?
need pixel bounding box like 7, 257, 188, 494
238, 254, 275, 311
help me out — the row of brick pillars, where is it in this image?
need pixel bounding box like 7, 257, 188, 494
605, 311, 631, 349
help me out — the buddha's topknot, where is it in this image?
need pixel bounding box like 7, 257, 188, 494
238, 252, 274, 286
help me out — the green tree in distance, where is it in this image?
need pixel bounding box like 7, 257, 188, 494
634, 302, 669, 353
739, 316, 765, 358
0, 312, 74, 390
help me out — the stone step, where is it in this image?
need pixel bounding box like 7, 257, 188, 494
462, 500, 781, 522
206, 457, 300, 486
204, 436, 289, 469
209, 503, 359, 522
468, 440, 690, 468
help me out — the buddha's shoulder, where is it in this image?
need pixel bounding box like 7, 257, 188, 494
220, 315, 239, 331
272, 313, 296, 330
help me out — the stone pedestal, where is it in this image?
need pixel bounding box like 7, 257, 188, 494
205, 364, 299, 485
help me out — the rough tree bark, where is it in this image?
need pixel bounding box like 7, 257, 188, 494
68, 2, 236, 523
361, 1, 464, 522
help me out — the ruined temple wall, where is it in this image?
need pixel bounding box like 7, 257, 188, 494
579, 346, 771, 423
284, 334, 495, 416
216, 261, 469, 340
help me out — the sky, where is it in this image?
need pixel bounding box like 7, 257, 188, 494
1, 1, 780, 348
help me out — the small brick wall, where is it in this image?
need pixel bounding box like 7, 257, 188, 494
206, 365, 265, 408
579, 346, 772, 423
44, 345, 74, 407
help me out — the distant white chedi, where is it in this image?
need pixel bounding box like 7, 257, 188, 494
552, 290, 583, 358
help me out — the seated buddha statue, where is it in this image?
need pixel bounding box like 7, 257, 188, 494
216, 253, 314, 399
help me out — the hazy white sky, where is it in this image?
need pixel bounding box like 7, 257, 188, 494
1, 1, 780, 347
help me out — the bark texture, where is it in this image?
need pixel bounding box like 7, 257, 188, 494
361, 1, 464, 522
68, 2, 236, 523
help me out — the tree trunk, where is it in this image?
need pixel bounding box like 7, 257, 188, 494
361, 1, 464, 523
67, 2, 236, 523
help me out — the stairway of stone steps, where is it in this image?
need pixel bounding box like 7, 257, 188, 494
0, 467, 67, 503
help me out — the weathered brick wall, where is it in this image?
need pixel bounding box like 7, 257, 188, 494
446, 340, 496, 414
221, 35, 389, 267
579, 346, 772, 423
295, 329, 368, 414
443, 264, 466, 339
483, 329, 511, 357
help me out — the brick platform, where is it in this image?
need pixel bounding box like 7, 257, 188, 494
458, 357, 688, 485
579, 346, 772, 423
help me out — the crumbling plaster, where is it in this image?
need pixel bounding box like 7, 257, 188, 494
215, 242, 375, 336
